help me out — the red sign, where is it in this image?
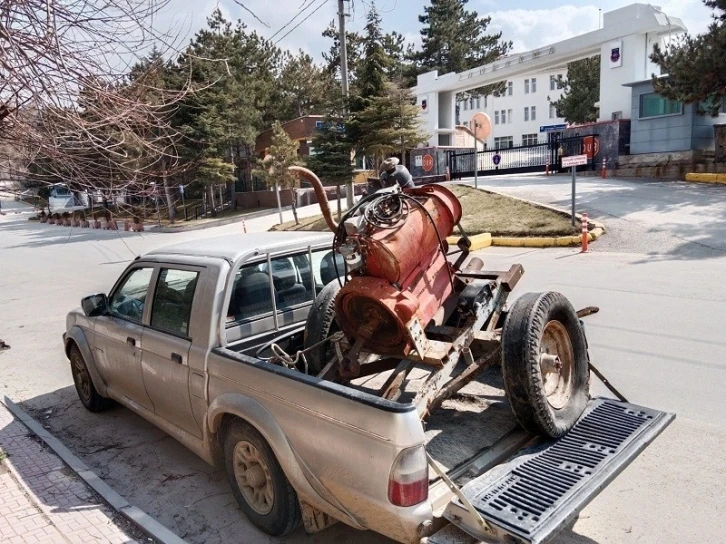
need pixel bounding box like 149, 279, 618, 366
582, 136, 600, 159
422, 154, 434, 172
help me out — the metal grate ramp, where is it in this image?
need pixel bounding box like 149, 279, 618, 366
444, 398, 674, 544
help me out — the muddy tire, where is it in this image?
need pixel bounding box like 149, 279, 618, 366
303, 281, 342, 376
501, 292, 589, 438
69, 345, 108, 412
223, 420, 301, 536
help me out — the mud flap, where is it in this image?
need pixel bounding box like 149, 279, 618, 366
438, 398, 674, 544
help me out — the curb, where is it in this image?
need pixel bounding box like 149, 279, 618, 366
446, 232, 492, 250
446, 185, 606, 248
1, 395, 188, 544
684, 173, 726, 184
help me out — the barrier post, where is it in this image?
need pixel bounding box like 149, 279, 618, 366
545, 159, 550, 176
581, 212, 589, 253
601, 157, 607, 179
242, 217, 247, 233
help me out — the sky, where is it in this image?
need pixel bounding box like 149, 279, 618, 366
157, 0, 714, 61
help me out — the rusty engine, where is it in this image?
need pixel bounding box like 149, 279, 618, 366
290, 166, 465, 361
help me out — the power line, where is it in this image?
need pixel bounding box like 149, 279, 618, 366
269, 0, 324, 42
274, 0, 330, 45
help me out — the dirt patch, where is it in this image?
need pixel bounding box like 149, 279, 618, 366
270, 184, 578, 237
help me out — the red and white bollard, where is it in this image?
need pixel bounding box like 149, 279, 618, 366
242, 217, 247, 233
545, 159, 550, 176
581, 212, 589, 253
601, 157, 607, 179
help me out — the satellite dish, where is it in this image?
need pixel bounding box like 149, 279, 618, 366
470, 112, 492, 141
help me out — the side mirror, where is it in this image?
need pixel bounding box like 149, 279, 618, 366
81, 293, 109, 317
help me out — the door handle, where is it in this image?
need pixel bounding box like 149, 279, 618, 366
171, 352, 183, 364
126, 337, 136, 347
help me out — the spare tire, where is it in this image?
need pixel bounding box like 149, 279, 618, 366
501, 291, 590, 438
303, 281, 342, 376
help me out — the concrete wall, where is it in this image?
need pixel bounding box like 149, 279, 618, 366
563, 119, 631, 168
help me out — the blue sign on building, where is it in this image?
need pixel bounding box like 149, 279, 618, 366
539, 124, 568, 133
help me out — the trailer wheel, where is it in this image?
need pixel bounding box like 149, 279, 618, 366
224, 420, 301, 536
304, 281, 343, 377
501, 292, 589, 438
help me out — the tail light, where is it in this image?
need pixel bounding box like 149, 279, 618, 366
388, 446, 429, 507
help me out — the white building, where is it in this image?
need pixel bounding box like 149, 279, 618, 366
457, 67, 568, 149
413, 3, 686, 149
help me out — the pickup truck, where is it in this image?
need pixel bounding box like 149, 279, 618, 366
64, 231, 674, 544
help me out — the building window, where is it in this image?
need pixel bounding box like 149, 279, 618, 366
531, 106, 536, 121
549, 104, 557, 118
639, 92, 683, 118
550, 76, 556, 91
495, 111, 500, 124
508, 109, 512, 123
463, 100, 468, 111
524, 79, 530, 94
531, 78, 537, 93
524, 107, 529, 122
476, 97, 481, 109
470, 98, 474, 110
494, 136, 514, 149
522, 134, 539, 146
484, 95, 488, 108
501, 109, 506, 124
507, 81, 513, 96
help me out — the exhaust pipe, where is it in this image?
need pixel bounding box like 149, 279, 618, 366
288, 166, 338, 232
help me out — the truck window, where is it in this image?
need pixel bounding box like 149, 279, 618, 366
150, 269, 199, 337
109, 267, 154, 323
226, 249, 345, 328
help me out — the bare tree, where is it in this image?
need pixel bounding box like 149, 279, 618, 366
0, 0, 203, 213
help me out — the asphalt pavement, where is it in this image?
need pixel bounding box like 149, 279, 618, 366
1, 177, 725, 543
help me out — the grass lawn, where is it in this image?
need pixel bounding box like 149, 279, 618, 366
270, 184, 578, 237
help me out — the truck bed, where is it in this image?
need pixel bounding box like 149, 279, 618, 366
350, 362, 518, 479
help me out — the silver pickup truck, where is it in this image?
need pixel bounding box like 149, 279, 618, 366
64, 231, 673, 544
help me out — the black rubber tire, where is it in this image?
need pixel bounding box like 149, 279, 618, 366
501, 292, 589, 438
303, 281, 342, 376
69, 345, 108, 412
223, 420, 301, 537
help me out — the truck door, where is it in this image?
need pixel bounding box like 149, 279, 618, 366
94, 265, 155, 411
140, 266, 202, 438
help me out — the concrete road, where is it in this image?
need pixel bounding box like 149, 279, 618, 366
1, 178, 725, 543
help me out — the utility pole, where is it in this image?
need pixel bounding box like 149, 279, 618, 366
338, 0, 354, 208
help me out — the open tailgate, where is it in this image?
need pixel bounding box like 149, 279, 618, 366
430, 397, 674, 544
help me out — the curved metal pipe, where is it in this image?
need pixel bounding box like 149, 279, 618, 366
288, 166, 338, 232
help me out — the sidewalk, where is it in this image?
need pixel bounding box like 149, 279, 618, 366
0, 401, 140, 544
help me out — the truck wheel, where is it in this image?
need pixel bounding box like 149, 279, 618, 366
69, 345, 107, 412
501, 292, 589, 438
224, 420, 301, 536
304, 281, 343, 376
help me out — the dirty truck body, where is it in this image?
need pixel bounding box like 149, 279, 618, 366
65, 226, 673, 544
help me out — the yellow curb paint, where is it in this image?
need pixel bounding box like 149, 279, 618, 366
447, 233, 492, 251
685, 173, 726, 184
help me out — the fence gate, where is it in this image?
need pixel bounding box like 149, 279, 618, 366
448, 135, 597, 179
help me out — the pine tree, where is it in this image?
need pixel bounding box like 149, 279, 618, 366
416, 0, 511, 76
650, 0, 726, 115
306, 99, 354, 188
550, 56, 601, 125
252, 122, 302, 224
197, 157, 235, 217
356, 4, 392, 103
354, 82, 430, 168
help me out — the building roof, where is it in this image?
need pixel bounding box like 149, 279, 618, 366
622, 75, 668, 87
147, 231, 333, 263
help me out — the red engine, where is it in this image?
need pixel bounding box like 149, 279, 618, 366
334, 185, 462, 356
